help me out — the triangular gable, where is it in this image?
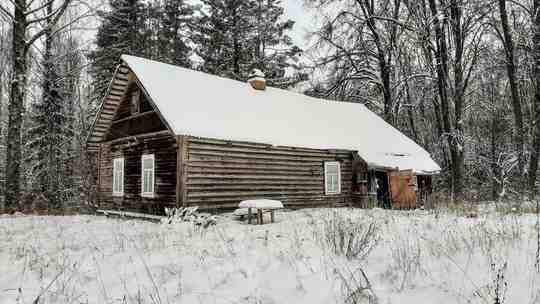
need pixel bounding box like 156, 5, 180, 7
86, 62, 173, 151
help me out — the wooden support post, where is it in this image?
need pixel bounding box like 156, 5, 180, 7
270, 210, 275, 223
248, 208, 252, 224
176, 136, 188, 207
258, 209, 263, 225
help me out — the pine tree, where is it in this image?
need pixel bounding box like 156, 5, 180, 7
248, 0, 302, 86
194, 0, 253, 79
88, 0, 148, 102
194, 0, 301, 84
158, 0, 194, 67
27, 2, 73, 210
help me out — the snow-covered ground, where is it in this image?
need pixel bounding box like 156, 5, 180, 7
1, 207, 539, 304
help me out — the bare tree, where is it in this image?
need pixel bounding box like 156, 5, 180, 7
0, 0, 73, 209
530, 0, 540, 195
496, 0, 525, 179
306, 0, 411, 125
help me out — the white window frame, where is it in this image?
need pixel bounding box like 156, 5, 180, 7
112, 157, 125, 196
324, 161, 341, 195
141, 154, 155, 197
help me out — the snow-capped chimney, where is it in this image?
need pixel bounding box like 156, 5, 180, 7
247, 69, 266, 91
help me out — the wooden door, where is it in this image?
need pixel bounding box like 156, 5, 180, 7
388, 170, 417, 209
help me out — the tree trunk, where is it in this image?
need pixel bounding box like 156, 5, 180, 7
449, 0, 465, 197
0, 71, 3, 209
5, 0, 27, 209
529, 0, 540, 195
498, 0, 525, 178
428, 0, 464, 198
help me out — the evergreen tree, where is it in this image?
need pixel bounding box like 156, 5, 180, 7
194, 0, 301, 85
27, 2, 75, 210
194, 0, 253, 79
248, 0, 302, 85
158, 0, 194, 67
88, 0, 148, 102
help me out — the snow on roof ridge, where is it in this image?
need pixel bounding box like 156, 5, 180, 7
121, 54, 371, 108
120, 54, 441, 173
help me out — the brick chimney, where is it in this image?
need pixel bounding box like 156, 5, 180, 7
247, 69, 266, 91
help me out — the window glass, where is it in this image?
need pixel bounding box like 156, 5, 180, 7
113, 158, 124, 196
325, 161, 341, 195
141, 154, 154, 196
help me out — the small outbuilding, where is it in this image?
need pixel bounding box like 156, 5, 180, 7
87, 55, 440, 214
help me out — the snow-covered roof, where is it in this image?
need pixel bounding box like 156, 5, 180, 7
93, 55, 440, 174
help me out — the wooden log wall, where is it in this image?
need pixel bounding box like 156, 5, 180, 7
97, 132, 177, 214
182, 136, 354, 210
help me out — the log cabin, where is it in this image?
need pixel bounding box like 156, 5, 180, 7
86, 55, 440, 214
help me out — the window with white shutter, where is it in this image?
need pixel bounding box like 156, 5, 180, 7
324, 161, 341, 195
112, 157, 124, 196
141, 154, 155, 197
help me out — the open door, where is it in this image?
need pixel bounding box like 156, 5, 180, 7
388, 170, 417, 209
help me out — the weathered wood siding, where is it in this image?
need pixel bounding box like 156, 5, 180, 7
97, 132, 177, 214
182, 136, 353, 209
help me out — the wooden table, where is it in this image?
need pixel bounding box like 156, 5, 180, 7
238, 199, 283, 225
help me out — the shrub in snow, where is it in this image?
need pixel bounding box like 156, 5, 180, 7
162, 207, 216, 228
386, 236, 425, 291
336, 266, 378, 304
320, 210, 379, 260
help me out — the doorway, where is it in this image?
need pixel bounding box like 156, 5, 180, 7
374, 171, 390, 208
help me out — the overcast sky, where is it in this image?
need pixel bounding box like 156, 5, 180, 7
281, 0, 316, 48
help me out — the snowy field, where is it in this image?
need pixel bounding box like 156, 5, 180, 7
1, 207, 540, 304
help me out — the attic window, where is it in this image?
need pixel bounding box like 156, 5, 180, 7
130, 89, 140, 114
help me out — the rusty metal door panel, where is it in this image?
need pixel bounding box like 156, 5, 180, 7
389, 170, 417, 209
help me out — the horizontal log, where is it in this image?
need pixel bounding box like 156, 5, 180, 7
188, 137, 353, 154
188, 174, 325, 181
187, 179, 324, 186
187, 190, 324, 198
188, 185, 324, 191
187, 158, 326, 167
186, 161, 322, 171
189, 150, 349, 163
189, 143, 352, 158
187, 167, 322, 176
186, 193, 349, 204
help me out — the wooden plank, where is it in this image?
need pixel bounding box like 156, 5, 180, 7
118, 67, 130, 74
97, 209, 164, 222
111, 110, 156, 125
113, 79, 129, 86
103, 130, 173, 145
107, 95, 122, 101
